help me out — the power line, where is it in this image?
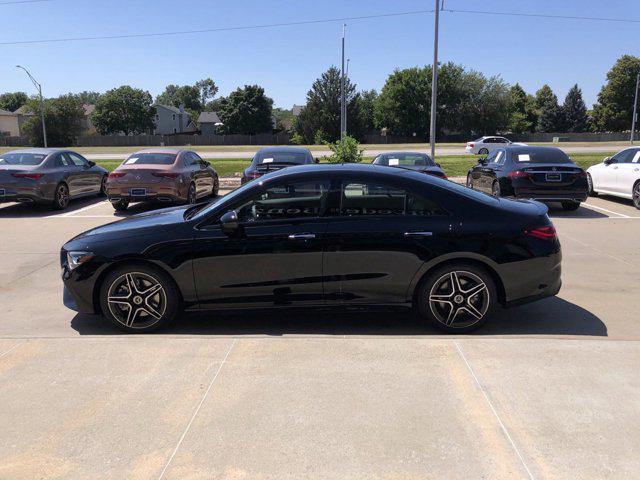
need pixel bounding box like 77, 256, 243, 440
0, 9, 434, 45
0, 0, 51, 5
445, 8, 640, 24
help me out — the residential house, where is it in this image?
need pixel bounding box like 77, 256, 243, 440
0, 109, 20, 137
197, 111, 222, 135
152, 104, 197, 135
81, 104, 97, 135
13, 105, 35, 135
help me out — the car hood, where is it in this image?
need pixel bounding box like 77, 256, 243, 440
67, 204, 190, 245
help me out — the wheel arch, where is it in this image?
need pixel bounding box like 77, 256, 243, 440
91, 258, 185, 314
407, 254, 507, 307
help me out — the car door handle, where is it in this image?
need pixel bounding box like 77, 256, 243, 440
288, 233, 316, 240
404, 231, 433, 237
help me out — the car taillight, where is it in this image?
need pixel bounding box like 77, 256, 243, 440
468, 143, 474, 148
524, 225, 557, 241
108, 172, 126, 179
508, 170, 532, 179
11, 173, 44, 180
152, 172, 180, 178
574, 170, 586, 177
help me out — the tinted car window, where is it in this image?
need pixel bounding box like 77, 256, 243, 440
123, 153, 177, 165
255, 151, 309, 165
338, 182, 445, 217
67, 152, 88, 166
374, 153, 434, 167
612, 149, 637, 163
56, 153, 71, 166
236, 180, 330, 222
512, 149, 572, 164
0, 153, 46, 166
491, 151, 505, 165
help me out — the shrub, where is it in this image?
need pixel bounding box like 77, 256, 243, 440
289, 132, 304, 145
313, 129, 327, 145
326, 135, 363, 164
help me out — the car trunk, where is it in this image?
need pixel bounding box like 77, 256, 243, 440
255, 162, 300, 175
519, 164, 584, 188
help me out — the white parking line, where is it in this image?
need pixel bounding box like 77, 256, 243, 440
0, 342, 22, 359
582, 202, 631, 218
454, 340, 535, 480
47, 200, 109, 218
46, 215, 116, 219
157, 338, 237, 480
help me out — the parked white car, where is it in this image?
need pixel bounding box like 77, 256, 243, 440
465, 136, 526, 155
586, 147, 640, 209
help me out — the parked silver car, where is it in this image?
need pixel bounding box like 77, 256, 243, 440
0, 148, 108, 209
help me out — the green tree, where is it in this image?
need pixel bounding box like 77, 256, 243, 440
91, 86, 155, 135
592, 55, 640, 131
358, 89, 378, 134
73, 91, 101, 104
326, 135, 363, 163
156, 84, 202, 120
195, 78, 218, 106
21, 94, 84, 146
295, 67, 364, 143
535, 84, 562, 132
272, 107, 295, 133
217, 85, 274, 134
0, 92, 28, 112
562, 84, 589, 132
507, 84, 534, 133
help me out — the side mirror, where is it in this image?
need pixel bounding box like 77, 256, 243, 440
314, 158, 320, 164
603, 157, 613, 165
87, 160, 96, 167
219, 210, 239, 235
478, 157, 488, 165
436, 163, 442, 168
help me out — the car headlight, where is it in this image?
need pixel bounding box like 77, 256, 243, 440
66, 251, 94, 270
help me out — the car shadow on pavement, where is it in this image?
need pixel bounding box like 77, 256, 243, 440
547, 204, 608, 219
70, 297, 606, 337
0, 196, 106, 218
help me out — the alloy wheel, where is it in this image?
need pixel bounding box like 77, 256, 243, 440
428, 270, 490, 329
492, 181, 500, 197
100, 176, 107, 196
188, 185, 196, 204
106, 272, 167, 329
56, 184, 69, 208
634, 183, 640, 209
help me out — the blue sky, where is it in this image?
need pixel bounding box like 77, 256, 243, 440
1, 0, 638, 109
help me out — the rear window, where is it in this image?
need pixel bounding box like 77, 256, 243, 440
123, 153, 176, 165
0, 153, 46, 166
374, 153, 434, 167
255, 151, 309, 165
514, 150, 571, 164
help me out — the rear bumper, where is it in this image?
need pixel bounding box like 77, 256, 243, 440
498, 252, 562, 307
514, 189, 588, 202
0, 190, 49, 204
107, 186, 183, 203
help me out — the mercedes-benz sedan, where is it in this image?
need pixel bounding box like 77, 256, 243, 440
0, 148, 107, 209
372, 152, 447, 179
61, 164, 561, 334
241, 146, 316, 184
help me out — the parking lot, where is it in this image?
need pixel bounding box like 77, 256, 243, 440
0, 193, 639, 479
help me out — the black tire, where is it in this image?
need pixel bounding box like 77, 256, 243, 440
417, 263, 497, 333
187, 183, 197, 204
212, 177, 219, 197
99, 175, 108, 197
491, 180, 501, 197
466, 174, 473, 188
562, 201, 580, 211
478, 148, 489, 155
633, 181, 640, 210
587, 173, 598, 197
52, 183, 70, 210
99, 263, 180, 333
112, 199, 129, 211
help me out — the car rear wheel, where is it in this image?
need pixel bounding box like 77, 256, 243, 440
187, 183, 197, 204
587, 173, 598, 197
99, 264, 180, 333
478, 148, 489, 155
417, 263, 496, 333
466, 174, 473, 188
212, 178, 219, 197
112, 199, 129, 211
561, 201, 580, 211
52, 183, 69, 210
633, 181, 640, 210
491, 180, 501, 197
99, 175, 108, 196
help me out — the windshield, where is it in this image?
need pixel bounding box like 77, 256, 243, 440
0, 153, 46, 166
191, 180, 257, 221
122, 153, 176, 165
375, 153, 434, 167
514, 150, 572, 164
255, 151, 309, 165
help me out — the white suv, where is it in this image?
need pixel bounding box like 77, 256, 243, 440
586, 147, 640, 209
465, 136, 526, 155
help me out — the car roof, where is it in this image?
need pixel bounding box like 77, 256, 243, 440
502, 145, 564, 154
131, 148, 186, 155
377, 151, 430, 156
3, 148, 62, 155
255, 146, 311, 154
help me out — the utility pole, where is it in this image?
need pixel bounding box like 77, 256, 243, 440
631, 72, 640, 144
429, 0, 441, 161
16, 65, 47, 148
345, 58, 350, 135
340, 24, 346, 140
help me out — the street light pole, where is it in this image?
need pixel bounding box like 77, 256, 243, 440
631, 72, 640, 144
340, 24, 346, 141
429, 0, 440, 161
16, 65, 47, 147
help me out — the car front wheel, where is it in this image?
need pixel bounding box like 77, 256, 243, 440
633, 182, 640, 210
587, 173, 598, 197
418, 263, 497, 333
99, 264, 180, 333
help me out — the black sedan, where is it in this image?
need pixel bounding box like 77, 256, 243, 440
61, 163, 561, 334
466, 145, 588, 210
372, 151, 447, 179
241, 146, 316, 184
0, 148, 108, 209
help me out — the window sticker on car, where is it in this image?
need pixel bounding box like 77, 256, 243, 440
262, 158, 274, 163
124, 157, 138, 164
632, 152, 640, 163
518, 154, 530, 162
388, 158, 399, 166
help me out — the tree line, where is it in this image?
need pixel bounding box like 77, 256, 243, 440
1, 54, 638, 146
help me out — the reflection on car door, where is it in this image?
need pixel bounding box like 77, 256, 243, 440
66, 152, 100, 195
192, 179, 330, 309
479, 150, 499, 193
616, 149, 640, 197
322, 178, 453, 305
193, 152, 214, 197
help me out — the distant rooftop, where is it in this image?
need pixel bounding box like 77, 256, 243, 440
197, 111, 221, 124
